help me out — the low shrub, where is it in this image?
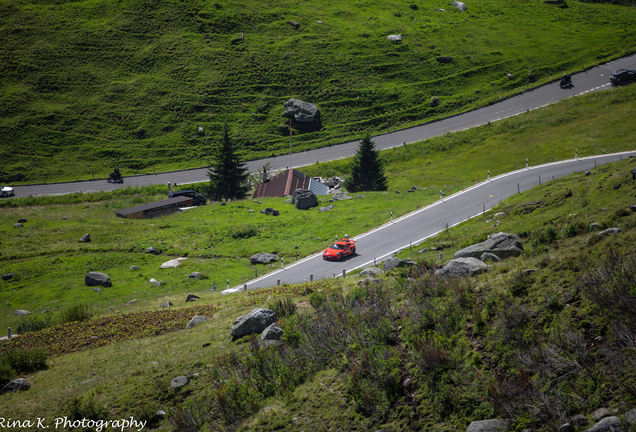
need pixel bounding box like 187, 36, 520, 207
0, 362, 16, 387
227, 223, 258, 239
58, 304, 93, 324
0, 348, 48, 382
16, 315, 54, 334
562, 220, 587, 238
530, 226, 559, 248
266, 297, 297, 318
308, 290, 326, 309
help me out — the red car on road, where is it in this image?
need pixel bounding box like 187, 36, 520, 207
323, 239, 357, 261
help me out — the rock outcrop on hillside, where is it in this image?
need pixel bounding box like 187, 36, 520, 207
454, 232, 523, 260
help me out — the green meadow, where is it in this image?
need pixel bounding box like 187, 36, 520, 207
2, 0, 636, 182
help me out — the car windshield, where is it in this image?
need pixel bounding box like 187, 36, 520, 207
330, 244, 345, 250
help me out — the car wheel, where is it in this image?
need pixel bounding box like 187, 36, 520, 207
352, 247, 356, 254
1, 192, 7, 198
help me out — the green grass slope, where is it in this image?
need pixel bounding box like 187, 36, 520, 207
1, 156, 636, 432
2, 0, 636, 183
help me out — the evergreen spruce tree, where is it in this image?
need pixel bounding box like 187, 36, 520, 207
343, 133, 388, 192
207, 125, 250, 201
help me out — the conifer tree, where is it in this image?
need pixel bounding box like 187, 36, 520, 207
207, 125, 250, 201
343, 133, 388, 192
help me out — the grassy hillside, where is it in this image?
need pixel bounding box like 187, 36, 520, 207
1, 158, 636, 431
2, 0, 636, 183
1, 83, 635, 332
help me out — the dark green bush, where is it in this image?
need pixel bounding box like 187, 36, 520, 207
0, 362, 16, 387
16, 315, 54, 334
266, 297, 297, 318
227, 223, 258, 239
0, 348, 48, 378
530, 226, 559, 248
59, 304, 93, 324
309, 290, 326, 309
562, 220, 587, 238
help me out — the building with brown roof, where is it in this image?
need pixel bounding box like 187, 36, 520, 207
252, 168, 328, 198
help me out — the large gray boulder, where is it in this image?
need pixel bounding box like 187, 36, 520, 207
283, 98, 320, 123
85, 272, 112, 287
453, 0, 467, 12
631, 166, 636, 180
186, 315, 208, 329
624, 409, 636, 425
466, 419, 510, 432
0, 378, 31, 394
261, 323, 284, 341
293, 189, 318, 210
231, 308, 277, 338
360, 267, 382, 278
435, 258, 490, 278
454, 232, 523, 260
383, 257, 415, 272
584, 417, 623, 432
594, 408, 611, 422
250, 252, 279, 265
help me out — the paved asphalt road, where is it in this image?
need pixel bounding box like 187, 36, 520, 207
10, 54, 635, 198
225, 151, 635, 293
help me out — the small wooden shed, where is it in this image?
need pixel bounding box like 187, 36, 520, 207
114, 196, 192, 219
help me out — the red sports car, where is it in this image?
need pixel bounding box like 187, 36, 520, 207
323, 239, 357, 260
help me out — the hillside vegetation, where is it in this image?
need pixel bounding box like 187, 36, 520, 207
2, 0, 636, 182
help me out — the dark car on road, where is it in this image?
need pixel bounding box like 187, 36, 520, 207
168, 190, 207, 206
610, 69, 636, 86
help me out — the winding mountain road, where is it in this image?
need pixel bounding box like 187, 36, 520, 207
6, 55, 635, 293
223, 151, 635, 293
10, 55, 635, 198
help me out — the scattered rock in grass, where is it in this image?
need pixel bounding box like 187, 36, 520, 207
435, 258, 490, 278
202, 343, 210, 348
130, 265, 141, 271
79, 233, 91, 242
436, 56, 453, 63
292, 417, 299, 425
522, 269, 537, 275
454, 232, 523, 260
585, 416, 621, 432
630, 205, 636, 212
320, 205, 334, 213
624, 409, 636, 425
358, 278, 382, 287
559, 424, 575, 432
0, 378, 30, 395
272, 209, 280, 216
185, 294, 200, 302
126, 299, 138, 305
585, 171, 592, 176
17, 218, 26, 223
356, 194, 366, 199
387, 34, 403, 42
316, 20, 323, 24
186, 315, 208, 329
14, 223, 23, 228
220, 202, 226, 206
85, 272, 112, 287
383, 257, 415, 272
453, 0, 467, 11
287, 21, 300, 29
145, 247, 159, 255
247, 209, 254, 213
156, 410, 166, 417
261, 207, 274, 214
160, 258, 187, 269
597, 228, 621, 237
419, 248, 429, 253
395, 190, 401, 193
285, 198, 292, 203
231, 308, 277, 339
466, 419, 510, 432
188, 272, 203, 280
284, 98, 320, 124
161, 301, 173, 308
61, 217, 68, 220
593, 408, 612, 422
14, 310, 30, 316
331, 192, 352, 201
590, 223, 600, 230
2, 273, 15, 281
92, 287, 101, 293
360, 267, 382, 278
437, 8, 446, 11
569, 415, 590, 428
250, 252, 279, 265
170, 376, 189, 388
480, 252, 500, 263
